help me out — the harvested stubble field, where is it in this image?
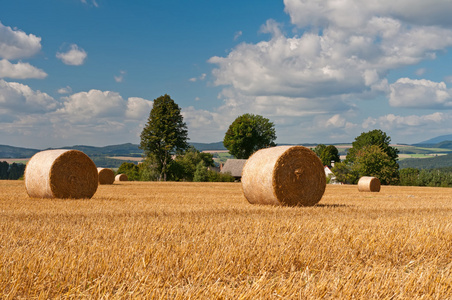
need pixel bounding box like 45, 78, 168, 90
1, 181, 452, 299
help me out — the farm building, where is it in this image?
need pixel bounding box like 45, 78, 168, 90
324, 165, 340, 184
220, 159, 247, 180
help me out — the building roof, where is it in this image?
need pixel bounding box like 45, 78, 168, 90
221, 159, 247, 178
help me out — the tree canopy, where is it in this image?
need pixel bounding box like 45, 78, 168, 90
333, 129, 399, 185
319, 145, 341, 166
223, 113, 276, 159
352, 145, 399, 185
140, 94, 188, 181
346, 129, 398, 164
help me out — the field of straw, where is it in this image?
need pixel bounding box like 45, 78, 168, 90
2, 180, 452, 299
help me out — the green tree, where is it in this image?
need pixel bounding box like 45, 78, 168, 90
332, 162, 358, 184
223, 113, 276, 159
0, 161, 8, 179
352, 145, 399, 185
138, 157, 161, 181
332, 130, 399, 185
169, 146, 214, 181
207, 170, 235, 182
140, 94, 188, 181
193, 161, 209, 182
320, 145, 341, 166
312, 144, 326, 157
8, 163, 25, 180
346, 129, 398, 164
399, 168, 420, 186
117, 162, 140, 181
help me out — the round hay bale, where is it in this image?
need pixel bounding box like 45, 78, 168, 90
115, 173, 128, 182
241, 146, 326, 206
25, 149, 98, 199
358, 176, 381, 192
97, 168, 115, 185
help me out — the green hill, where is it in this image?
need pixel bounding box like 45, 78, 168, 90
56, 143, 143, 157
399, 153, 452, 169
0, 145, 40, 158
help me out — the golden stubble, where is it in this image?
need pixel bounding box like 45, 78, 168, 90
1, 180, 452, 299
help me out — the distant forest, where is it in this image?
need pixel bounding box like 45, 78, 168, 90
0, 161, 25, 180
398, 153, 452, 169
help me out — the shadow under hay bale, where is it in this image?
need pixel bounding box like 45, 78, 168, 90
97, 168, 115, 185
115, 173, 128, 182
25, 149, 98, 199
358, 176, 381, 192
241, 146, 326, 206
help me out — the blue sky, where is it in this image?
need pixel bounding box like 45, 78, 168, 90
1, 0, 452, 148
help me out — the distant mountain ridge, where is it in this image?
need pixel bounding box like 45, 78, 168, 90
417, 134, 452, 145
2, 134, 452, 159
0, 142, 227, 158
0, 145, 40, 158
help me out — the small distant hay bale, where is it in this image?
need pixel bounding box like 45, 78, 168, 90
115, 173, 128, 182
241, 146, 326, 206
25, 149, 98, 199
358, 176, 381, 192
97, 168, 115, 185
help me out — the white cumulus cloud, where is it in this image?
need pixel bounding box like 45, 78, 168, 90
57, 86, 73, 94
125, 97, 153, 120
0, 22, 42, 60
0, 79, 58, 115
0, 82, 154, 147
203, 0, 452, 143
363, 112, 448, 134
114, 70, 126, 83
57, 90, 127, 121
389, 78, 452, 108
56, 44, 87, 66
0, 59, 47, 79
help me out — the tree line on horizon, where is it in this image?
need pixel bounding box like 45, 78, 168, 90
130, 94, 452, 186
2, 93, 451, 186
0, 161, 25, 180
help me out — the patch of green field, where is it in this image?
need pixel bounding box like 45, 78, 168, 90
396, 145, 452, 155
212, 152, 234, 164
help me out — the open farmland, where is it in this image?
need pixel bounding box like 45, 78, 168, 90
1, 181, 452, 298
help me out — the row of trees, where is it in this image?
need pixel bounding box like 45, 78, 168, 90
117, 146, 234, 182
136, 93, 451, 186
0, 162, 26, 180
399, 168, 452, 187
138, 94, 277, 181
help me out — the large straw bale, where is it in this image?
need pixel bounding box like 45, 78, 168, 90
241, 146, 326, 206
25, 149, 98, 199
115, 173, 128, 181
358, 176, 381, 192
97, 168, 115, 185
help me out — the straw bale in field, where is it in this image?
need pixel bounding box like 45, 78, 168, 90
241, 146, 326, 206
97, 168, 115, 185
115, 173, 128, 181
25, 149, 98, 199
358, 176, 381, 192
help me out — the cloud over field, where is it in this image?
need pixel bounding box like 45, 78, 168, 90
0, 80, 153, 147
199, 0, 452, 143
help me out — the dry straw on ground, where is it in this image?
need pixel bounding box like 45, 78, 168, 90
24, 149, 98, 199
3, 181, 452, 299
115, 173, 128, 181
242, 146, 326, 206
358, 176, 381, 192
97, 168, 115, 185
